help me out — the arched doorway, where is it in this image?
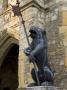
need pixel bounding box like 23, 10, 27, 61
0, 44, 19, 90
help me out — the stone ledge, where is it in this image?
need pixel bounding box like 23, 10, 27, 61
17, 86, 66, 90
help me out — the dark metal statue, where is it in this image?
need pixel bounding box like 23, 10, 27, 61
24, 26, 54, 86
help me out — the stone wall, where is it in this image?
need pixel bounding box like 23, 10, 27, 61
18, 5, 45, 88
18, 86, 67, 90
0, 0, 67, 89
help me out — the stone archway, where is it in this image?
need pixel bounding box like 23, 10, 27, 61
0, 44, 19, 90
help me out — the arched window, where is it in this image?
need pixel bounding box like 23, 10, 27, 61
3, 0, 8, 10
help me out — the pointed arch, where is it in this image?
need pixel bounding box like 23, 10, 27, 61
0, 44, 19, 90
0, 34, 19, 67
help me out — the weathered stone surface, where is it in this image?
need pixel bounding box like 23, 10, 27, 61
17, 86, 66, 90
0, 0, 67, 89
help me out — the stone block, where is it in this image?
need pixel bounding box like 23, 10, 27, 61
17, 86, 63, 90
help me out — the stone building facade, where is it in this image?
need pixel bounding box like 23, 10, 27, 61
0, 0, 67, 90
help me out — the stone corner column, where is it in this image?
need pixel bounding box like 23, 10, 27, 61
18, 0, 46, 89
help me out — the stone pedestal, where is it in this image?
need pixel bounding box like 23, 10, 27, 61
17, 86, 63, 90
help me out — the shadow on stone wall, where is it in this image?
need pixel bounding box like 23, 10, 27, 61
46, 20, 66, 87
0, 44, 19, 90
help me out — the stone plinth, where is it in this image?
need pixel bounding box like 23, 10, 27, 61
18, 86, 64, 90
